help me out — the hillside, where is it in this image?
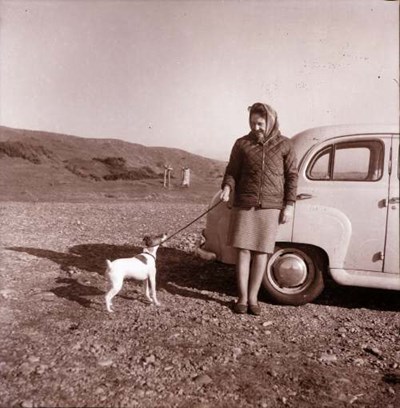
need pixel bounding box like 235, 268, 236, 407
0, 126, 226, 202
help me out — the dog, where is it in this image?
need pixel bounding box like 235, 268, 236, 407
105, 233, 167, 312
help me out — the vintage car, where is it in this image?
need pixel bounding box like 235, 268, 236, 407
197, 125, 399, 305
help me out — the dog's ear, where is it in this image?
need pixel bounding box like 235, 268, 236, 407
143, 235, 151, 246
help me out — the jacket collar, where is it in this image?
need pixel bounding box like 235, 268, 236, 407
249, 131, 279, 146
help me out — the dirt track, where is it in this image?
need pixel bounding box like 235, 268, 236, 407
1, 202, 399, 408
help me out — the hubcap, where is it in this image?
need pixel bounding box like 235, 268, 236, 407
272, 253, 308, 288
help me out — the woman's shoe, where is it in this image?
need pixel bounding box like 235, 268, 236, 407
233, 303, 248, 314
248, 303, 261, 316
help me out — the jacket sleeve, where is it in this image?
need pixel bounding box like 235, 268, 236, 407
221, 139, 242, 191
283, 140, 298, 205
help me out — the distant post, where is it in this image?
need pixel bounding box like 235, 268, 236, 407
163, 164, 173, 188
181, 166, 191, 187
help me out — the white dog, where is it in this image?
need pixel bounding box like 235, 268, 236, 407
105, 233, 166, 312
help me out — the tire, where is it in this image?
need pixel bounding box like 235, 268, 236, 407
262, 245, 325, 305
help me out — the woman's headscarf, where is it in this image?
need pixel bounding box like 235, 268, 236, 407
248, 102, 281, 143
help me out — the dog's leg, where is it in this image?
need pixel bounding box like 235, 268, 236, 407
105, 278, 123, 312
149, 271, 160, 306
143, 279, 153, 303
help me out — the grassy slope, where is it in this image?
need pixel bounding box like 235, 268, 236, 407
0, 126, 225, 203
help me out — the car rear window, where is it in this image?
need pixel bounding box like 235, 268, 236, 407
307, 140, 384, 182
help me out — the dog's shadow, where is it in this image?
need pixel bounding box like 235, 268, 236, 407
50, 276, 149, 309
7, 244, 236, 308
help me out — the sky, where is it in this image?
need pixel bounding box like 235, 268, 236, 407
0, 0, 398, 160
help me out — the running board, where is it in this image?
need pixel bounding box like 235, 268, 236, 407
330, 268, 400, 291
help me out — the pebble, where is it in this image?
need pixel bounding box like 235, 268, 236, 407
72, 342, 82, 351
194, 374, 212, 386
319, 353, 338, 363
19, 362, 34, 375
144, 354, 156, 365
28, 356, 40, 363
36, 364, 49, 375
98, 358, 113, 367
116, 346, 125, 355
262, 321, 273, 327
0, 289, 17, 299
353, 358, 365, 366
363, 346, 382, 358
41, 292, 56, 301
349, 394, 363, 404
21, 401, 34, 408
268, 370, 278, 378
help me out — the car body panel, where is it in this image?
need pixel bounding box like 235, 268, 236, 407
293, 134, 392, 272
384, 135, 399, 274
199, 125, 400, 292
330, 268, 400, 290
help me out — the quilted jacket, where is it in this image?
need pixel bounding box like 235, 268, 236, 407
222, 133, 298, 209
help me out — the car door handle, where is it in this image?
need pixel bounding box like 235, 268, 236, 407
296, 193, 313, 200
389, 197, 400, 204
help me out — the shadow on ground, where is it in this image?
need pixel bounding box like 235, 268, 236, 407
313, 281, 400, 312
6, 244, 236, 308
7, 244, 400, 312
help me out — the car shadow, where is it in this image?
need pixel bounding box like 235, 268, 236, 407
7, 244, 398, 311
312, 280, 400, 312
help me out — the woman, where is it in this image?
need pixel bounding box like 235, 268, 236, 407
220, 102, 298, 315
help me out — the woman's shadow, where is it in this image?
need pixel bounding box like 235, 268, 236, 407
7, 244, 236, 308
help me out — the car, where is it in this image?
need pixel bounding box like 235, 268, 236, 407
197, 125, 399, 305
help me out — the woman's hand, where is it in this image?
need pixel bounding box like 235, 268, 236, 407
220, 185, 231, 202
280, 204, 294, 224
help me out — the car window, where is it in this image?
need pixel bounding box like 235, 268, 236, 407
307, 139, 384, 182
308, 147, 331, 180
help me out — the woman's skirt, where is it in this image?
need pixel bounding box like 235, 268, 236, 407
227, 207, 280, 253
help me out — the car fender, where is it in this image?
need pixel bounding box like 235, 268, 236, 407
201, 192, 237, 264
292, 203, 352, 269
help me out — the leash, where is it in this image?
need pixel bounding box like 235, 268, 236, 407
152, 199, 223, 247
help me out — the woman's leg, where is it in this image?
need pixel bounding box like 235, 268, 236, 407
236, 248, 251, 304
248, 252, 269, 305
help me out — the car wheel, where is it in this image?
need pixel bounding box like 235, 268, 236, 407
262, 246, 325, 305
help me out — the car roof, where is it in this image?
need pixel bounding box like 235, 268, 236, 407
291, 124, 399, 160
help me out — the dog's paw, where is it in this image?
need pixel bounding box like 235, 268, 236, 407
154, 301, 161, 307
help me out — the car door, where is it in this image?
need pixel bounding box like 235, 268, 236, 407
384, 135, 400, 273
293, 134, 391, 272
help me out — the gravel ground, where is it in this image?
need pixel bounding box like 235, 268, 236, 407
0, 202, 399, 408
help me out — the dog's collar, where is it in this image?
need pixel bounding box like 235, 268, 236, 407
142, 250, 156, 261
